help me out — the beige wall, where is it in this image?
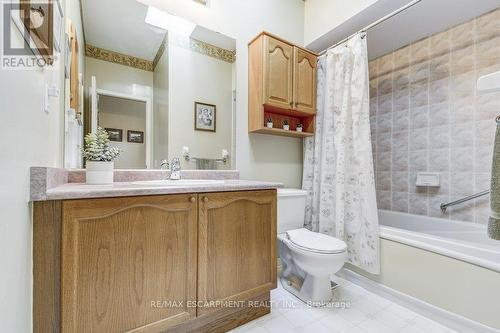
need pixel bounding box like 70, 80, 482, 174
370, 9, 500, 223
304, 0, 377, 45
167, 37, 233, 170
140, 0, 305, 188
99, 96, 147, 169
348, 239, 500, 329
84, 57, 153, 97
0, 0, 86, 330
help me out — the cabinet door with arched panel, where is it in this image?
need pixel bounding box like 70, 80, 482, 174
263, 36, 294, 110
197, 190, 277, 316
293, 47, 317, 114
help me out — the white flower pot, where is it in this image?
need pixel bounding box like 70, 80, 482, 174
267, 122, 273, 128
283, 125, 290, 131
296, 127, 303, 132
86, 161, 114, 185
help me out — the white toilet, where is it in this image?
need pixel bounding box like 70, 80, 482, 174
277, 189, 347, 305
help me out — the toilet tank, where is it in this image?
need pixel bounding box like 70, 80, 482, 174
277, 188, 308, 234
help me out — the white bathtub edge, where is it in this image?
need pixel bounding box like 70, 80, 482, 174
338, 268, 500, 333
380, 227, 500, 273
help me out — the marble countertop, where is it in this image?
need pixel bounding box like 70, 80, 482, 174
30, 167, 283, 201
36, 179, 283, 201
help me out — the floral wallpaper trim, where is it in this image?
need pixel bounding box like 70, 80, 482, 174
153, 36, 167, 70
170, 35, 236, 63
85, 44, 154, 72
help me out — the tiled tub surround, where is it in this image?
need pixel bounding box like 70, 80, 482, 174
29, 167, 281, 201
369, 8, 500, 223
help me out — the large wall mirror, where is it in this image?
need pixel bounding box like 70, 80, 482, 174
64, 0, 236, 170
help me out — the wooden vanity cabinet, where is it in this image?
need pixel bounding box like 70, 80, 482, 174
33, 190, 277, 333
249, 32, 317, 138
197, 190, 277, 316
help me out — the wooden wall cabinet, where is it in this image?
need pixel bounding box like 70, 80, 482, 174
249, 32, 317, 138
34, 190, 277, 333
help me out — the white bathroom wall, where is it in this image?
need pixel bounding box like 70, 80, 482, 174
0, 0, 86, 330
139, 0, 305, 187
167, 38, 233, 169
0, 23, 64, 333
84, 57, 153, 97
304, 0, 377, 46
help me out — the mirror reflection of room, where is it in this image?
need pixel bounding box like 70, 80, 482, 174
64, 0, 236, 170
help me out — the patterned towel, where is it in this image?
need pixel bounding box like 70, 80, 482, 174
489, 123, 500, 240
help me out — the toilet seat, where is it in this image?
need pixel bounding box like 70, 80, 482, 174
285, 228, 347, 254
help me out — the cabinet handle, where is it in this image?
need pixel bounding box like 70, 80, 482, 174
203, 197, 209, 203
190, 197, 196, 203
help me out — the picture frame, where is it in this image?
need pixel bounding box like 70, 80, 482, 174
127, 130, 144, 144
17, 0, 54, 64
105, 128, 122, 142
194, 102, 216, 132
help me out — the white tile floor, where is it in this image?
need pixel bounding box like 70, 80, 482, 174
230, 276, 458, 333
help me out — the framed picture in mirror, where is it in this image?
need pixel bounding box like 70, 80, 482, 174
194, 102, 216, 132
127, 130, 144, 144
105, 128, 122, 142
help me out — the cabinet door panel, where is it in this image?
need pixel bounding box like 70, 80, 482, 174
61, 195, 197, 333
198, 190, 277, 315
293, 47, 317, 114
263, 36, 294, 109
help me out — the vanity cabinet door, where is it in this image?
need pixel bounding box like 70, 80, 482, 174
197, 190, 277, 315
61, 194, 198, 333
293, 47, 317, 114
263, 35, 294, 110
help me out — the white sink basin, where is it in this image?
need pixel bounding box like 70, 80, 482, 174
132, 179, 225, 186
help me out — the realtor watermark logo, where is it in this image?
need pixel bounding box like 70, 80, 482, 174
2, 0, 54, 70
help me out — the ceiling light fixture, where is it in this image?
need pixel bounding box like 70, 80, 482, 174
145, 6, 196, 37
193, 0, 209, 5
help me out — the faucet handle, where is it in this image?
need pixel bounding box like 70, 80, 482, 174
160, 159, 170, 170
170, 157, 181, 180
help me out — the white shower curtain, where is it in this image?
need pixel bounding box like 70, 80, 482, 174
303, 34, 380, 274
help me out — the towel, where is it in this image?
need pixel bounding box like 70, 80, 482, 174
489, 121, 500, 240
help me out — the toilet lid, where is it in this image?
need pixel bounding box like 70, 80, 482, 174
286, 228, 347, 254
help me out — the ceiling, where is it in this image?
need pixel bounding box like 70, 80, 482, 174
82, 0, 235, 61
306, 0, 500, 60
81, 0, 166, 61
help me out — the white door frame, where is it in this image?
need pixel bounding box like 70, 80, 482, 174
95, 88, 153, 169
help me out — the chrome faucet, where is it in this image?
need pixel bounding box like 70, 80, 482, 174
170, 157, 181, 180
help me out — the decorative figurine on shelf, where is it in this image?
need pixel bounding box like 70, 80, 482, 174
296, 123, 303, 133
266, 116, 274, 129
282, 119, 290, 131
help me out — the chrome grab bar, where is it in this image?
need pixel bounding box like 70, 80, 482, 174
440, 190, 490, 213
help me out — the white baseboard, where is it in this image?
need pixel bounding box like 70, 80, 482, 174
338, 268, 500, 333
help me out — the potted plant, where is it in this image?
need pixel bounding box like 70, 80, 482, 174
282, 119, 290, 131
296, 123, 303, 132
266, 116, 274, 128
82, 127, 121, 185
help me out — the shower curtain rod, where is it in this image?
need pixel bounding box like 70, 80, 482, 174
318, 0, 423, 56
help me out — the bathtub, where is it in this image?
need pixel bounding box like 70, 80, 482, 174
378, 210, 500, 273
349, 210, 500, 331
